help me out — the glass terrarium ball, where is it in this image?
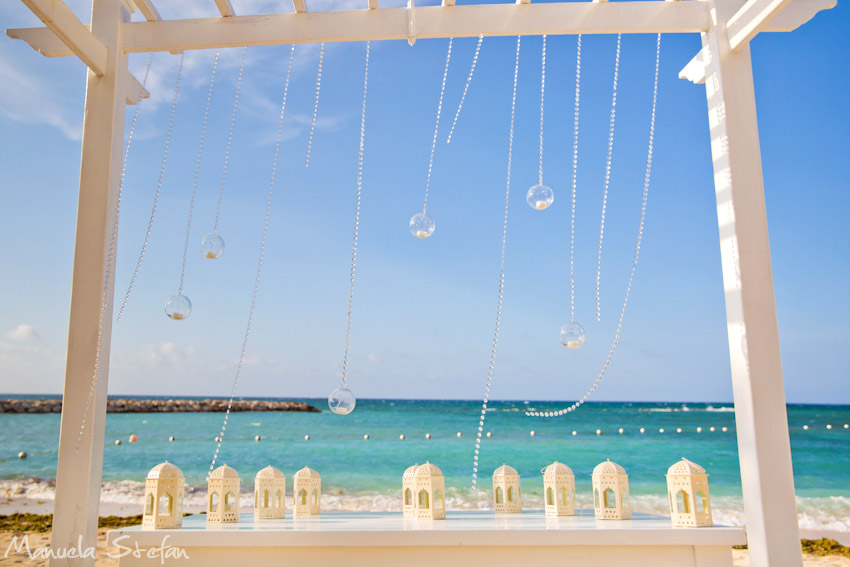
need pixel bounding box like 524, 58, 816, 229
165, 294, 192, 321
409, 213, 435, 239
560, 321, 586, 349
527, 184, 554, 210
200, 234, 225, 259
328, 388, 356, 415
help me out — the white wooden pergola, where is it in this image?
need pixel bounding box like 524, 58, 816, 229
6, 0, 836, 565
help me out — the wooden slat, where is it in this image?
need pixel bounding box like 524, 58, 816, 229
118, 2, 711, 52
134, 0, 162, 21
19, 0, 107, 75
124, 69, 150, 104
441, 0, 456, 6
369, 0, 379, 9
215, 0, 236, 16
727, 0, 794, 50
293, 0, 307, 13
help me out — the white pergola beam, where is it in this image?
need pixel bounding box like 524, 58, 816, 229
124, 69, 150, 104
293, 0, 307, 13
116, 2, 708, 53
441, 0, 455, 6
727, 0, 793, 50
369, 0, 379, 9
20, 0, 107, 75
215, 0, 236, 16
134, 0, 161, 21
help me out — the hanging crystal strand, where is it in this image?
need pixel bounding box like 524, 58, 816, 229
526, 35, 553, 210
471, 35, 520, 490
527, 34, 661, 419
208, 45, 296, 477
75, 54, 154, 453
595, 34, 622, 322
445, 34, 483, 145
167, 51, 219, 321
117, 53, 185, 323
559, 35, 586, 350
409, 38, 452, 239
202, 47, 247, 261
328, 41, 371, 417
305, 42, 325, 168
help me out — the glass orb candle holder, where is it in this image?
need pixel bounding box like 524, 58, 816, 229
527, 184, 554, 210
328, 388, 356, 415
409, 213, 435, 239
165, 294, 192, 321
200, 234, 225, 260
560, 322, 586, 349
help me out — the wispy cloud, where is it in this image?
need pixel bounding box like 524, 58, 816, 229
4, 324, 39, 342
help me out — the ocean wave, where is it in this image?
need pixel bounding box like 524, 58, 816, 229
3, 478, 848, 532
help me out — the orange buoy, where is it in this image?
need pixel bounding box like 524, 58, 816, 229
129, 434, 138, 442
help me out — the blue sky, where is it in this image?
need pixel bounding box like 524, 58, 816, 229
0, 0, 848, 404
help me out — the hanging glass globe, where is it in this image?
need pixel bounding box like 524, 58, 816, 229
527, 184, 554, 210
200, 234, 225, 259
328, 388, 356, 415
560, 322, 586, 349
409, 213, 435, 239
165, 294, 192, 321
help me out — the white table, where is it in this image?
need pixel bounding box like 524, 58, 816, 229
106, 510, 746, 566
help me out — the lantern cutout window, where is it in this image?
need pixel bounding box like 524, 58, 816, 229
208, 464, 240, 524
143, 461, 184, 530
543, 461, 576, 517
402, 463, 418, 517
592, 459, 631, 520
493, 464, 522, 513
667, 458, 713, 528
293, 466, 321, 516
403, 462, 446, 520
254, 465, 286, 520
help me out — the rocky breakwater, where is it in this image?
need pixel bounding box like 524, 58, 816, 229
0, 398, 321, 413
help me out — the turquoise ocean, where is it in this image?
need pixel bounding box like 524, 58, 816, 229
1, 398, 848, 532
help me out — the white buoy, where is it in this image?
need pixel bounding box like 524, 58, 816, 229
530, 431, 536, 437
18, 451, 27, 459
571, 431, 577, 436
457, 432, 463, 438
399, 434, 405, 440
304, 435, 311, 441
114, 440, 121, 446
255, 435, 262, 442
803, 425, 809, 430
844, 424, 849, 429
676, 428, 683, 433
618, 428, 624, 434
363, 434, 370, 440
709, 427, 716, 432
826, 424, 833, 430
486, 432, 492, 438
696, 427, 703, 433
722, 427, 728, 432
168, 436, 175, 442
639, 428, 646, 433
425, 433, 431, 439
659, 428, 665, 433
596, 429, 602, 436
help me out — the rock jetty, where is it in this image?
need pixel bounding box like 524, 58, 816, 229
0, 399, 320, 414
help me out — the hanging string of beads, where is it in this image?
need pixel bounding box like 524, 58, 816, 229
409, 38, 452, 239
305, 42, 325, 168
595, 34, 622, 322
202, 46, 248, 261
471, 35, 521, 489
527, 34, 661, 418
526, 35, 553, 211
208, 45, 296, 476
117, 53, 185, 323
166, 51, 221, 321
560, 35, 586, 350
445, 34, 483, 145
74, 54, 154, 454
328, 41, 372, 416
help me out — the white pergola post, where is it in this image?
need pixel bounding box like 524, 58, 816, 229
50, 1, 128, 566
702, 0, 802, 565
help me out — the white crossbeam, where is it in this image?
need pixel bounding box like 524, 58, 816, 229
441, 0, 456, 6
215, 0, 236, 16
134, 0, 161, 20
20, 0, 107, 75
293, 0, 307, 13
114, 2, 708, 53
727, 0, 793, 50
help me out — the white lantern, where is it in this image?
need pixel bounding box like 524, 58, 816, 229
592, 459, 631, 520
667, 458, 713, 528
542, 461, 575, 517
493, 464, 521, 513
254, 465, 286, 520
412, 462, 446, 520
207, 464, 240, 524
142, 461, 184, 530
293, 466, 321, 516
402, 463, 418, 517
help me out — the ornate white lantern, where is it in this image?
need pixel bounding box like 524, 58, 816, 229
542, 461, 575, 517
293, 466, 321, 516
493, 464, 521, 513
254, 465, 286, 520
592, 459, 631, 520
207, 464, 241, 524
413, 462, 446, 520
402, 463, 418, 517
142, 461, 184, 529
667, 458, 713, 527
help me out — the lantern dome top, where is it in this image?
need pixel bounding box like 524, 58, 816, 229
593, 459, 627, 476
403, 464, 419, 478
493, 464, 519, 478
415, 462, 443, 478
543, 461, 574, 476
294, 466, 321, 479
147, 461, 184, 480
256, 465, 285, 479
667, 458, 707, 476
209, 464, 239, 479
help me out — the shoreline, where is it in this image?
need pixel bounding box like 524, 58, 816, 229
0, 398, 320, 414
